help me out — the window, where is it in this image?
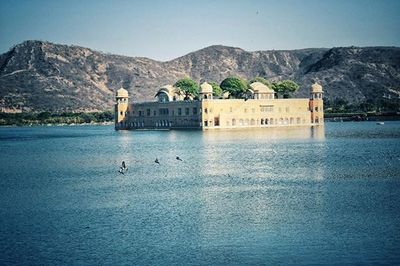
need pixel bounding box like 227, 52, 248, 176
204, 108, 207, 114
139, 111, 142, 117
204, 121, 208, 126
153, 110, 156, 116
147, 109, 150, 116
159, 108, 169, 115
193, 107, 197, 115
185, 108, 189, 115
214, 117, 220, 126
315, 106, 319, 111
178, 108, 182, 115
261, 119, 264, 125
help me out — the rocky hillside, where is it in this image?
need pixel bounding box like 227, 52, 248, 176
0, 40, 399, 112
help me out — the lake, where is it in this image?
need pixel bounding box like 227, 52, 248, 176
1, 122, 400, 265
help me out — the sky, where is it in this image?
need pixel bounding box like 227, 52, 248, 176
1, 0, 399, 61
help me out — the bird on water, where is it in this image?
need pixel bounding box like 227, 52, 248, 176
118, 161, 127, 174
155, 158, 160, 165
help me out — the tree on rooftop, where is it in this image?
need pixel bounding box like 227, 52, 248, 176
174, 78, 199, 100
220, 77, 248, 98
271, 80, 299, 98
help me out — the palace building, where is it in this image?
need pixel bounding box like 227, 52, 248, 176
115, 81, 324, 130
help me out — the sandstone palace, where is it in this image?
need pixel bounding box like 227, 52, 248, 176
115, 81, 324, 130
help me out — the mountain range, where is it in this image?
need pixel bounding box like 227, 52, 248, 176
0, 40, 399, 112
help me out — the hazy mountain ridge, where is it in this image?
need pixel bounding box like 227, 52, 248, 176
0, 40, 399, 112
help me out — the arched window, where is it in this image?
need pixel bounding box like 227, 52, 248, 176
250, 119, 255, 125
232, 119, 236, 126
261, 119, 264, 125
266, 118, 269, 125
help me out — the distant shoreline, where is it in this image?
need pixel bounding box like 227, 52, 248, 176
324, 113, 400, 122
0, 121, 114, 127
0, 111, 114, 127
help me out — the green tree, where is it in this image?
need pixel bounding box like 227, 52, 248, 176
174, 78, 199, 100
220, 77, 248, 98
271, 80, 299, 98
209, 81, 223, 97
249, 77, 272, 87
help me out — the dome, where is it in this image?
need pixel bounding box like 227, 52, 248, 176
155, 85, 183, 101
249, 82, 274, 93
311, 82, 323, 93
159, 85, 175, 94
200, 82, 213, 93
116, 87, 128, 97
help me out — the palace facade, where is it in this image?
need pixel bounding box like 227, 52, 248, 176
115, 81, 324, 130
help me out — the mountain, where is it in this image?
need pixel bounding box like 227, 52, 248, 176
0, 40, 399, 112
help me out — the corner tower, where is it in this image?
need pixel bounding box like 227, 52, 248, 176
309, 82, 324, 124
115, 87, 129, 127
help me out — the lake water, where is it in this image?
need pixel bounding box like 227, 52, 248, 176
1, 122, 400, 265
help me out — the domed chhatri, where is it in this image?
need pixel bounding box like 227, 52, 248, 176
249, 82, 274, 93
199, 82, 213, 100
311, 82, 323, 93
116, 87, 129, 98
115, 81, 324, 130
249, 82, 275, 99
200, 82, 213, 93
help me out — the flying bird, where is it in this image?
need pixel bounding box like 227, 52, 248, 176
176, 156, 183, 161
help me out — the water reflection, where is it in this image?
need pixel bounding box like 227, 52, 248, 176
201, 125, 325, 142
195, 125, 327, 243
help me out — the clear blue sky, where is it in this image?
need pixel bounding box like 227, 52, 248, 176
1, 0, 399, 61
